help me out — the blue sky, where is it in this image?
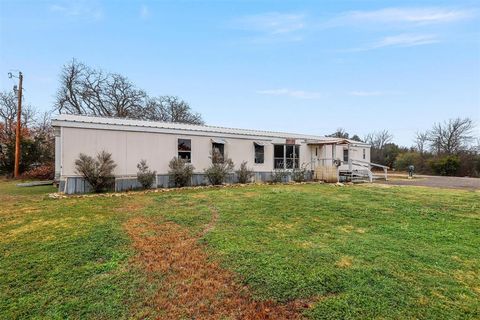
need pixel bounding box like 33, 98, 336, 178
1, 0, 479, 146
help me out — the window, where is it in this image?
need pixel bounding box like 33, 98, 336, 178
178, 139, 191, 162
274, 145, 284, 169
295, 145, 299, 168
274, 145, 300, 169
212, 142, 224, 163
343, 149, 349, 162
254, 143, 264, 164
363, 148, 366, 160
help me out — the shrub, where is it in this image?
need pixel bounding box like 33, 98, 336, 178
271, 168, 289, 183
168, 157, 194, 187
429, 155, 460, 176
236, 161, 254, 184
137, 159, 156, 189
394, 152, 423, 171
458, 152, 480, 177
292, 165, 308, 182
21, 163, 55, 180
204, 150, 234, 185
75, 151, 116, 193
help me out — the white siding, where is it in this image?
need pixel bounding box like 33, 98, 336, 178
60, 127, 314, 176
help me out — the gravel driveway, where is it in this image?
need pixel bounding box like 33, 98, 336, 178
374, 174, 480, 190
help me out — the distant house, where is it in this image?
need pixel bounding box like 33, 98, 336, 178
52, 115, 383, 193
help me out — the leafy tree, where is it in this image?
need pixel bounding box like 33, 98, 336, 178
382, 143, 404, 168
168, 157, 194, 187
327, 128, 349, 139
74, 151, 116, 192
429, 155, 460, 176
394, 152, 423, 171
458, 152, 480, 177
350, 134, 362, 142
137, 159, 156, 189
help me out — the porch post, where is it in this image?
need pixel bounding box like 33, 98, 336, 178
348, 144, 352, 171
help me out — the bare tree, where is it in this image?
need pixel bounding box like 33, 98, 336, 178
144, 96, 204, 124
0, 90, 52, 176
473, 137, 480, 153
414, 131, 429, 154
427, 118, 475, 155
364, 130, 393, 149
54, 59, 204, 125
0, 91, 36, 134
55, 59, 146, 118
0, 91, 16, 135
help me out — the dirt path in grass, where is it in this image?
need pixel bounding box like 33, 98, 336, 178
125, 210, 313, 319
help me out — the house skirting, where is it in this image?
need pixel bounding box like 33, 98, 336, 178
58, 171, 314, 194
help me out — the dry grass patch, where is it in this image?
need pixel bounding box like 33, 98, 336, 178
335, 256, 353, 268
125, 216, 313, 319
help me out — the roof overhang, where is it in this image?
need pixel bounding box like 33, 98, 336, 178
211, 138, 227, 144
51, 114, 331, 142
306, 138, 371, 147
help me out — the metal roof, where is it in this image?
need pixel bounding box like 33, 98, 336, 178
52, 114, 370, 146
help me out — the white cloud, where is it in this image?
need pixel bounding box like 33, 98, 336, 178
140, 5, 150, 20
50, 1, 103, 20
371, 33, 440, 48
233, 12, 306, 42
349, 90, 400, 96
257, 88, 321, 99
332, 7, 475, 26
345, 33, 440, 52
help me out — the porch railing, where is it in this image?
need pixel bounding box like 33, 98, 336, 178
312, 158, 388, 181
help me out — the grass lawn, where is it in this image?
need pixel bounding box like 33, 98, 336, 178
0, 180, 479, 319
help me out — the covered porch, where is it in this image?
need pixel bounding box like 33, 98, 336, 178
306, 139, 388, 183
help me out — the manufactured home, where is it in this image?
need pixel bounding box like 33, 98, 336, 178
52, 115, 386, 194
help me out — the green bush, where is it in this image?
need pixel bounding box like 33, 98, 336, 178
204, 150, 234, 185
168, 157, 194, 187
75, 151, 116, 193
292, 165, 308, 182
136, 159, 156, 189
458, 152, 480, 177
236, 161, 254, 184
394, 152, 423, 171
429, 155, 460, 176
271, 168, 290, 183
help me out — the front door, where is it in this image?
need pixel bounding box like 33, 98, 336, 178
310, 145, 320, 170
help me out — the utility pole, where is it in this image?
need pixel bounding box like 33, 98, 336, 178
14, 72, 23, 178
